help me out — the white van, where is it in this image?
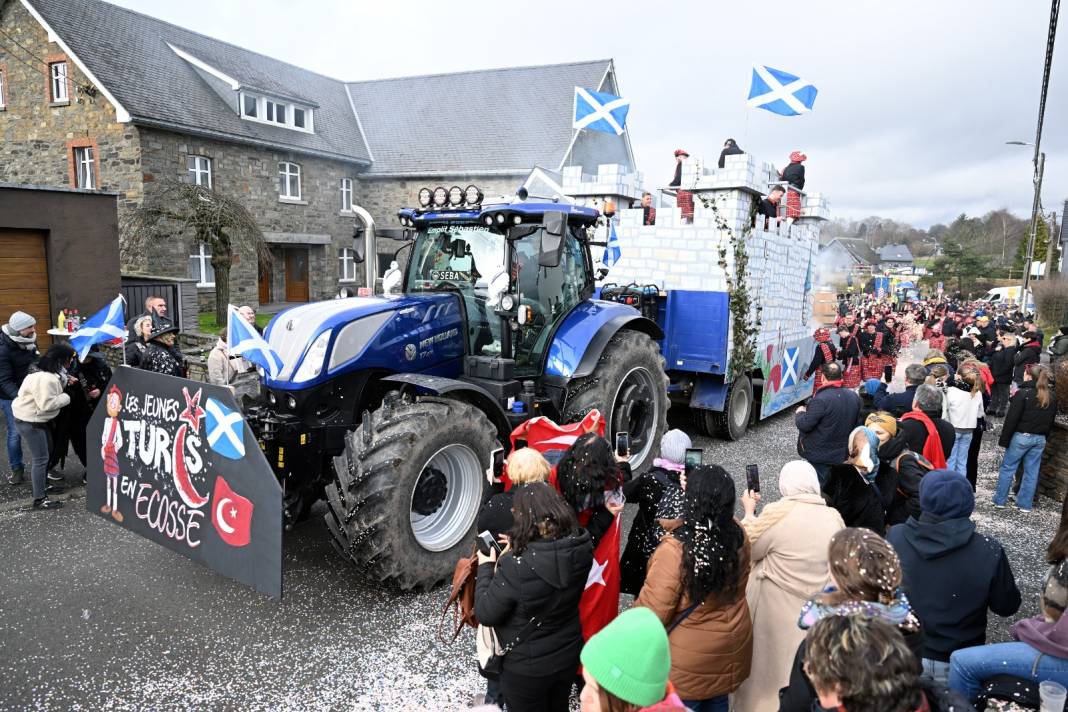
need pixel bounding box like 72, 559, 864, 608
981, 286, 1034, 310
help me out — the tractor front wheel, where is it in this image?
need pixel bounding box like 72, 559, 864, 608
323, 395, 497, 590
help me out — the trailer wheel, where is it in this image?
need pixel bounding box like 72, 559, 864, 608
563, 330, 668, 472
324, 395, 498, 590
710, 375, 753, 441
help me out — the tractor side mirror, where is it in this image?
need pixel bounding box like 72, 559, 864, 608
352, 225, 366, 263
596, 267, 610, 281
539, 211, 567, 268
452, 238, 468, 259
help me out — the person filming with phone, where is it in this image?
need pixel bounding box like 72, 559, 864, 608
555, 433, 631, 548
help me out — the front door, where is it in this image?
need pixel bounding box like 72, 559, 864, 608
284, 249, 309, 302
258, 261, 272, 304
0, 230, 51, 345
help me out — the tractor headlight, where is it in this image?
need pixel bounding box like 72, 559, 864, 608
500, 294, 516, 311
448, 186, 463, 206
292, 329, 332, 383
418, 188, 432, 207
465, 185, 482, 205
267, 391, 277, 405
512, 215, 522, 225
482, 215, 494, 227
432, 187, 447, 207
286, 395, 297, 410
496, 213, 506, 225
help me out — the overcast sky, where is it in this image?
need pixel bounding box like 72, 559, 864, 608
108, 0, 1067, 228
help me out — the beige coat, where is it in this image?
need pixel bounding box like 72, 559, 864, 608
207, 340, 239, 386
732, 494, 845, 712
12, 371, 70, 423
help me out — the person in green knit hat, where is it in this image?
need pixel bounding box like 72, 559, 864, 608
579, 607, 687, 712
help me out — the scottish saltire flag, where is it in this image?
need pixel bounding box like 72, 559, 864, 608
70, 295, 125, 360
226, 304, 283, 379
747, 65, 818, 116
602, 223, 622, 268
205, 397, 245, 460
573, 87, 630, 135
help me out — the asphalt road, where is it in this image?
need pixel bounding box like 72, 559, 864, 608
0, 370, 1059, 711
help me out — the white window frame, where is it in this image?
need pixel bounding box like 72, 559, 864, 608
238, 91, 314, 133
0, 69, 6, 109
73, 146, 95, 189
340, 178, 353, 213
50, 61, 68, 103
187, 155, 212, 189
190, 243, 215, 287
338, 247, 356, 283
279, 162, 302, 200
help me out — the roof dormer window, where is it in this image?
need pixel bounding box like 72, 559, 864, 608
239, 91, 313, 133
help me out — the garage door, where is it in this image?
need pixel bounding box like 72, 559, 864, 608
0, 230, 51, 345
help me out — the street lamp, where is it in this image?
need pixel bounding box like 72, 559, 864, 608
1007, 140, 1045, 310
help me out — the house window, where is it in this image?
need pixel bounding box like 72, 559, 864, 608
339, 248, 357, 282
242, 93, 257, 118
73, 146, 95, 189
293, 107, 306, 129
266, 100, 287, 125
189, 243, 215, 287
279, 162, 301, 200
187, 155, 212, 188
340, 178, 353, 213
49, 61, 68, 102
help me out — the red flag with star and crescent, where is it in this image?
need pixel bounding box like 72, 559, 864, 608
579, 515, 621, 641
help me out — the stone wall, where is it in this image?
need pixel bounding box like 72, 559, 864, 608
138, 128, 367, 308
1038, 421, 1068, 504
0, 0, 142, 209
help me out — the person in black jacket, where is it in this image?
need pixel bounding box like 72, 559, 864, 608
865, 411, 932, 527
987, 331, 1017, 416
898, 384, 955, 465
823, 426, 886, 534
125, 314, 153, 369
993, 365, 1058, 511
887, 469, 1021, 684
0, 311, 38, 485
780, 151, 806, 219
795, 363, 861, 484
753, 185, 785, 231
619, 429, 690, 596
804, 327, 837, 391
555, 433, 629, 548
1012, 331, 1042, 386
873, 363, 926, 418
139, 317, 186, 378
474, 483, 593, 712
717, 138, 744, 168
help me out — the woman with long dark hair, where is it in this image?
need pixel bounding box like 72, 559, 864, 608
555, 432, 629, 547
993, 364, 1058, 512
474, 483, 593, 712
636, 464, 752, 712
12, 343, 76, 509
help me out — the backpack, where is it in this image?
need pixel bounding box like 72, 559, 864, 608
438, 549, 478, 644
893, 450, 934, 500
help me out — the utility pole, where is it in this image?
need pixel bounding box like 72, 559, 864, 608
1022, 152, 1046, 298
1047, 211, 1059, 275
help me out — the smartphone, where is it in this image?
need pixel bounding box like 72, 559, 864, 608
684, 448, 703, 473
486, 448, 505, 485
615, 432, 630, 457
883, 365, 894, 382
745, 464, 760, 493
476, 530, 501, 557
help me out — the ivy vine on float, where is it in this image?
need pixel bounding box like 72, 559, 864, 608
697, 193, 762, 379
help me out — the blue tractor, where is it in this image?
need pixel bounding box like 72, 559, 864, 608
248, 187, 667, 589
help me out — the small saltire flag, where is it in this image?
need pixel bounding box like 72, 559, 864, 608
747, 64, 818, 116
573, 86, 630, 135
70, 295, 125, 360
226, 304, 283, 379
205, 397, 246, 460
602, 223, 622, 268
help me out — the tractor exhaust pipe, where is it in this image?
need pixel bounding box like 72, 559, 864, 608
351, 204, 377, 293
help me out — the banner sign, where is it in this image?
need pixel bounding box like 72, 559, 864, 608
87, 366, 282, 598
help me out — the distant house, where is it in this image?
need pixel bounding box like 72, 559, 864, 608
820, 238, 882, 273
877, 243, 914, 271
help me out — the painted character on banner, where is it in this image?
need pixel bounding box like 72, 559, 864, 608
100, 385, 124, 523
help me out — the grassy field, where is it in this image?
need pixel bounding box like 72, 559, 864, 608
197, 311, 275, 334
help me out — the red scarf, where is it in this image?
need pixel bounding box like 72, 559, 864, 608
873, 331, 884, 353
900, 410, 947, 469
818, 342, 833, 363
817, 379, 844, 392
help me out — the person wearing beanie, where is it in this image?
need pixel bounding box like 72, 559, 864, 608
620, 429, 690, 596
734, 461, 844, 712
886, 470, 1021, 684
579, 607, 686, 712
0, 310, 39, 485
1049, 324, 1068, 369
950, 560, 1068, 703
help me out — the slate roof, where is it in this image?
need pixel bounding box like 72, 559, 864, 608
25, 0, 372, 165
877, 243, 914, 263
827, 238, 881, 266
346, 60, 613, 176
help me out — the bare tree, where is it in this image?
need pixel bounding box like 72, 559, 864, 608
122, 180, 269, 327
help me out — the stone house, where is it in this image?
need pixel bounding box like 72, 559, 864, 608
0, 0, 632, 310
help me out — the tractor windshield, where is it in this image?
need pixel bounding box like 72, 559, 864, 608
406, 225, 505, 357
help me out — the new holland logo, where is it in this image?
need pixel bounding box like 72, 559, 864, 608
404, 344, 417, 361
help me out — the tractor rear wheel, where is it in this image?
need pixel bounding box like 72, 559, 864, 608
323, 395, 498, 590
563, 330, 668, 472
711, 375, 753, 441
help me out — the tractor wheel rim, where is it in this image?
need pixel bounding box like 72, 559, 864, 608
409, 443, 482, 552
731, 381, 749, 430
612, 366, 658, 467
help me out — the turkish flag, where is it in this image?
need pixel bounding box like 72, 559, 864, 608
504, 409, 605, 491
211, 476, 254, 547
579, 516, 621, 641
